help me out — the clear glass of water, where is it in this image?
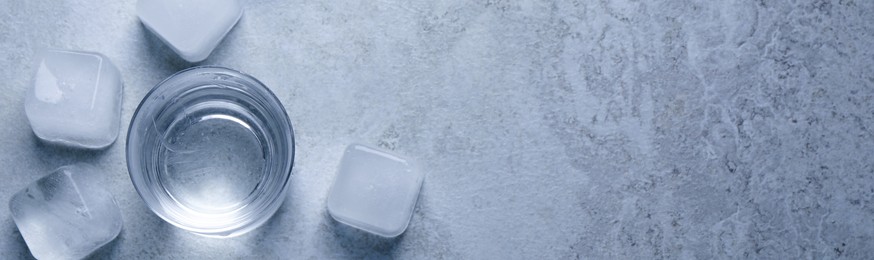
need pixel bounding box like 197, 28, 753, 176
127, 66, 294, 237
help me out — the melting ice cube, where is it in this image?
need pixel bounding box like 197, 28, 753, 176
137, 0, 243, 62
327, 144, 425, 237
24, 49, 123, 149
9, 164, 123, 260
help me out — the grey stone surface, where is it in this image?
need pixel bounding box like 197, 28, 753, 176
1, 0, 873, 259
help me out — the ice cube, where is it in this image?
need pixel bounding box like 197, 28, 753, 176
24, 49, 123, 149
137, 0, 243, 62
9, 164, 123, 260
327, 144, 425, 237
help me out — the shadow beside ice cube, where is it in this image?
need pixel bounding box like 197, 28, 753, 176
24, 49, 123, 150
8, 164, 123, 260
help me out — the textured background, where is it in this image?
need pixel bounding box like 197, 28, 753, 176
1, 0, 874, 259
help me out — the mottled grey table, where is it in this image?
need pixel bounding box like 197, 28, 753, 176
1, 0, 873, 259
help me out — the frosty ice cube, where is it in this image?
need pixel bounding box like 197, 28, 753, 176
9, 164, 123, 260
137, 0, 243, 62
327, 144, 425, 237
24, 49, 123, 149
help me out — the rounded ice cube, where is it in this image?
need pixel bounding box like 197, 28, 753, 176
24, 49, 123, 149
9, 164, 123, 260
327, 144, 425, 237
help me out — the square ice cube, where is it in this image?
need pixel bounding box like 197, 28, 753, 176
24, 49, 123, 149
137, 0, 243, 62
9, 164, 123, 260
327, 144, 425, 237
